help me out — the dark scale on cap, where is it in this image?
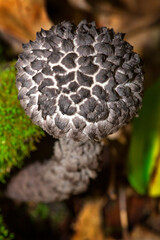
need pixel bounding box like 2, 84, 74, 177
122, 62, 133, 71
43, 87, 59, 98
42, 40, 52, 50
55, 115, 69, 130
116, 86, 131, 98
77, 45, 94, 56
22, 43, 31, 51
33, 73, 44, 84
86, 112, 98, 122
27, 96, 36, 108
39, 97, 57, 117
95, 43, 114, 55
115, 69, 127, 84
70, 94, 82, 104
78, 88, 90, 98
49, 34, 62, 45
29, 40, 40, 49
21, 79, 32, 88
26, 86, 37, 96
31, 60, 46, 71
61, 39, 74, 52
33, 49, 51, 58
94, 54, 106, 65
78, 56, 93, 66
38, 95, 48, 106
19, 53, 36, 63
104, 78, 120, 102
79, 97, 97, 117
16, 20, 144, 141
52, 66, 66, 74
48, 52, 63, 64
16, 73, 29, 83
126, 70, 134, 79
80, 63, 98, 75
59, 95, 76, 115
61, 53, 77, 69
46, 37, 60, 49
96, 32, 112, 43
92, 85, 108, 101
96, 69, 108, 83
56, 72, 75, 86
42, 66, 53, 76
96, 103, 109, 121
77, 71, 93, 87
76, 33, 94, 46
62, 88, 70, 94
55, 23, 69, 38
115, 46, 125, 57
23, 66, 35, 76
102, 61, 113, 71
68, 81, 79, 92
107, 56, 121, 66
73, 117, 86, 130
47, 105, 57, 116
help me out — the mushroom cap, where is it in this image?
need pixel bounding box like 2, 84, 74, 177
16, 20, 144, 141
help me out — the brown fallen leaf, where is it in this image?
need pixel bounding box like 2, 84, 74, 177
85, 0, 160, 53
0, 0, 52, 52
131, 225, 160, 240
104, 194, 153, 229
72, 198, 107, 240
145, 212, 160, 233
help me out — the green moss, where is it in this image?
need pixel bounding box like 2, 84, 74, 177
30, 203, 50, 221
0, 62, 45, 182
0, 212, 14, 240
29, 202, 69, 227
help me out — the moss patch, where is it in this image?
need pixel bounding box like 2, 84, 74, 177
0, 212, 14, 240
0, 62, 44, 182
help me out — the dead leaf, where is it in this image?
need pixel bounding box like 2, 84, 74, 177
72, 198, 107, 240
0, 0, 52, 51
131, 225, 160, 240
145, 212, 160, 233
87, 0, 160, 53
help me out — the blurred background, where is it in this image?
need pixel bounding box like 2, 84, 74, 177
0, 0, 160, 239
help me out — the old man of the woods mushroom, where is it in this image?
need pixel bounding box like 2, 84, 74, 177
7, 20, 144, 202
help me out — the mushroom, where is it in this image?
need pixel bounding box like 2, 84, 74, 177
6, 20, 144, 202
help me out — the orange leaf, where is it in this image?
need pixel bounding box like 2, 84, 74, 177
0, 0, 52, 50
72, 199, 108, 240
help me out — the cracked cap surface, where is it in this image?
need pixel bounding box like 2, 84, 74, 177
16, 20, 144, 141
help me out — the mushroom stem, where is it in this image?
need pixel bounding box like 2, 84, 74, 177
6, 138, 103, 202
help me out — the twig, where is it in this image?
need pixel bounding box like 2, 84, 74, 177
118, 185, 129, 240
